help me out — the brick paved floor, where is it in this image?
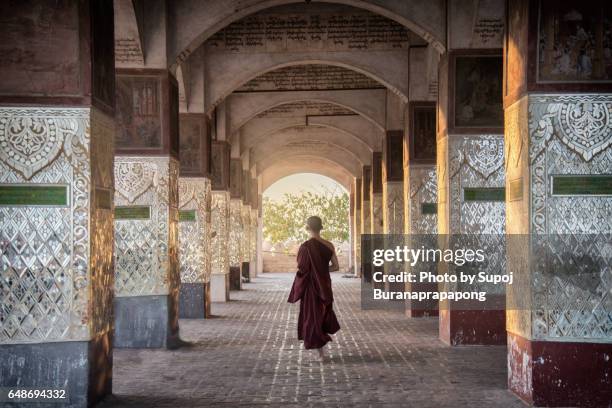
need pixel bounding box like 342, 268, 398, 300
103, 273, 525, 408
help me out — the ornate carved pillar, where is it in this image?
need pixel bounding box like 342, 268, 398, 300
249, 177, 258, 279
256, 185, 264, 276
382, 129, 406, 295
240, 169, 251, 283
504, 1, 612, 405
371, 152, 384, 234
113, 67, 180, 349
405, 102, 438, 317
353, 178, 362, 277
178, 113, 212, 318
361, 165, 372, 235
383, 130, 405, 234
348, 189, 355, 271
114, 156, 180, 348
406, 102, 438, 234
178, 178, 211, 318
436, 2, 507, 345
210, 141, 231, 301
0, 2, 115, 405
240, 202, 251, 283
437, 51, 506, 345
437, 134, 506, 343
361, 166, 373, 283
228, 159, 243, 290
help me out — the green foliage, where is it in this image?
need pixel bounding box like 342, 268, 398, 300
263, 188, 349, 247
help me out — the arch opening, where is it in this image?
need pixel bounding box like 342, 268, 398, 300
262, 173, 351, 273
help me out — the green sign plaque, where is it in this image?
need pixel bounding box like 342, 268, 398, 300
179, 210, 197, 222
0, 185, 68, 206
464, 188, 505, 202
421, 202, 438, 215
115, 206, 151, 220
552, 175, 612, 196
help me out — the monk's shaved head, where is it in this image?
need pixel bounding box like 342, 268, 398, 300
306, 216, 323, 232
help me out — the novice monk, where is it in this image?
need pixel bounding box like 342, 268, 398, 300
288, 216, 340, 361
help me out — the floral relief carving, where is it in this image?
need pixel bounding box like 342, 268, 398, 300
114, 161, 158, 203
0, 110, 88, 180
531, 95, 612, 162
465, 136, 505, 179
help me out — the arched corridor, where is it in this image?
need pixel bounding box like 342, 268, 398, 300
0, 0, 610, 407
105, 273, 522, 407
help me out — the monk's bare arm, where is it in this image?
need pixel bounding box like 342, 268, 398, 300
330, 250, 340, 272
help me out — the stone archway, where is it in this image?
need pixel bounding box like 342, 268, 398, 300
206, 59, 408, 113
170, 0, 446, 69
227, 89, 387, 134
247, 126, 374, 165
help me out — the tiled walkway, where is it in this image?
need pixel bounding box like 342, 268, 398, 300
103, 273, 524, 407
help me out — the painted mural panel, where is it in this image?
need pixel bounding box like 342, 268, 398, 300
115, 76, 162, 149
211, 141, 230, 190
0, 1, 81, 98
385, 131, 403, 182
91, 0, 115, 112
453, 55, 504, 129
410, 103, 436, 162
537, 0, 612, 83
169, 78, 180, 157
179, 116, 203, 175
230, 159, 242, 199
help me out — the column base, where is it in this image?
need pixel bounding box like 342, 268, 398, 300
249, 260, 257, 280
508, 332, 612, 407
405, 282, 439, 318
210, 273, 230, 302
179, 282, 210, 319
204, 282, 211, 317
241, 262, 250, 283
439, 309, 506, 345
114, 295, 179, 349
230, 266, 242, 290
0, 334, 112, 408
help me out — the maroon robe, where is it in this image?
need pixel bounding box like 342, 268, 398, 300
288, 238, 340, 349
